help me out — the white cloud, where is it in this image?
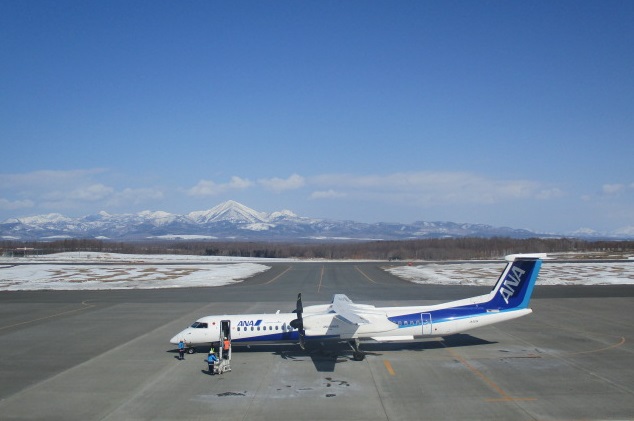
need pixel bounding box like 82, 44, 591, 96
536, 188, 564, 200
258, 174, 305, 193
69, 184, 115, 201
186, 176, 253, 196
602, 184, 625, 195
310, 189, 347, 199
0, 198, 34, 210
0, 169, 106, 189
309, 171, 545, 205
111, 187, 164, 205
42, 184, 114, 204
0, 169, 170, 216
35, 184, 165, 213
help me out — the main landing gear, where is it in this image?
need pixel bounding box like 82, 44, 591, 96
349, 339, 366, 361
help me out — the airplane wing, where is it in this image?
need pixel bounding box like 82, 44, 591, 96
301, 294, 396, 338
331, 294, 371, 325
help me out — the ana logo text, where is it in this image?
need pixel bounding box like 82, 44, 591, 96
236, 319, 263, 327
499, 266, 526, 304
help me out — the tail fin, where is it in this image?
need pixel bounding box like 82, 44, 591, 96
485, 254, 544, 310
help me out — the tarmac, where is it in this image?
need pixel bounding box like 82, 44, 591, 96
0, 261, 633, 420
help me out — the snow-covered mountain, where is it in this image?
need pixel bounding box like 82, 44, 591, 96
187, 200, 267, 224
1, 200, 631, 241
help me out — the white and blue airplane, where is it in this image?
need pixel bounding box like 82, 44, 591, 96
170, 253, 544, 360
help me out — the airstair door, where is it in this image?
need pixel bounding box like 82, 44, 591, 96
220, 320, 231, 360
420, 313, 432, 335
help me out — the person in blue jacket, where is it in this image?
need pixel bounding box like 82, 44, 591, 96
207, 350, 219, 374
178, 340, 185, 360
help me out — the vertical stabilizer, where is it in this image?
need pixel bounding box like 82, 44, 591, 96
485, 254, 544, 310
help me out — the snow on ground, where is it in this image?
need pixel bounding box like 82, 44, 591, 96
0, 251, 297, 264
0, 252, 298, 291
387, 261, 634, 286
0, 252, 633, 291
0, 263, 270, 291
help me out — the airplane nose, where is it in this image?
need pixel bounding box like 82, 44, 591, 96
170, 328, 192, 344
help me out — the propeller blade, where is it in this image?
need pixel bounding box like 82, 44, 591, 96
296, 293, 303, 314
289, 293, 305, 349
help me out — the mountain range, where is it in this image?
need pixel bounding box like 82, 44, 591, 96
1, 200, 632, 241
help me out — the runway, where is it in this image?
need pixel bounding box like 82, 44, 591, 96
1, 262, 633, 420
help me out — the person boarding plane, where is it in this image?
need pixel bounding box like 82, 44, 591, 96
170, 254, 545, 361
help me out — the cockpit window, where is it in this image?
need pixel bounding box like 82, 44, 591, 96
190, 322, 208, 329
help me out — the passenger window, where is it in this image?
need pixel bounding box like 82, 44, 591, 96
251, 326, 254, 331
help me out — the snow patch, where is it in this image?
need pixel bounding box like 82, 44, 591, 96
387, 262, 634, 286
0, 260, 270, 291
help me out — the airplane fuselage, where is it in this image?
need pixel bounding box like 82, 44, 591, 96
170, 254, 544, 353
170, 297, 532, 347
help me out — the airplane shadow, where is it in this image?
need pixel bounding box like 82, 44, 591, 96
229, 334, 496, 373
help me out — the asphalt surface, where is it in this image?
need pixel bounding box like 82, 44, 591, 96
0, 261, 633, 420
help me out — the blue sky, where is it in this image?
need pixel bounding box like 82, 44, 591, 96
1, 1, 633, 234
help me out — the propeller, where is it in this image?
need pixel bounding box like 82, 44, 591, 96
289, 293, 306, 349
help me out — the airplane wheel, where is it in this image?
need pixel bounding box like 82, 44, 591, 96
353, 352, 365, 361
187, 347, 195, 354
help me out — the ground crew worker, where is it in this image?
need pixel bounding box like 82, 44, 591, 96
178, 340, 185, 360
223, 337, 230, 359
207, 351, 218, 374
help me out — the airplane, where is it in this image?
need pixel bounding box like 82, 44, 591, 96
170, 253, 545, 361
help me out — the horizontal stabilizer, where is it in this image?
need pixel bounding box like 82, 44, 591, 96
505, 253, 548, 261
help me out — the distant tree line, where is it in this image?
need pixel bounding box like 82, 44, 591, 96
2, 237, 634, 260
